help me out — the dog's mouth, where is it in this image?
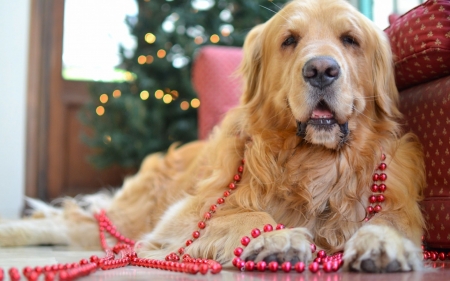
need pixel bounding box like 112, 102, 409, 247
309, 100, 337, 125
296, 100, 349, 138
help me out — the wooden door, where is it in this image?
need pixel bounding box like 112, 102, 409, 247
26, 0, 135, 200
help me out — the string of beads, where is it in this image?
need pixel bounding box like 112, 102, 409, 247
1, 153, 449, 280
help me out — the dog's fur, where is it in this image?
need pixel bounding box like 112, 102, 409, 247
0, 0, 426, 273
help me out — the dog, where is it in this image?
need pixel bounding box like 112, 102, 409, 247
0, 0, 426, 273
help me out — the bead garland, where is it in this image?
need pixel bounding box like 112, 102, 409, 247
0, 158, 246, 281
164, 158, 246, 267
365, 152, 387, 221
1, 154, 450, 280
231, 224, 344, 273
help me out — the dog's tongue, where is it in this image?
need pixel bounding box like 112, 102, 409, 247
311, 108, 334, 119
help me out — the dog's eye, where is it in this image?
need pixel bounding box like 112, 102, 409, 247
282, 36, 298, 48
341, 35, 359, 47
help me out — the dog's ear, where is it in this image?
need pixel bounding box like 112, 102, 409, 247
370, 27, 402, 120
239, 23, 265, 104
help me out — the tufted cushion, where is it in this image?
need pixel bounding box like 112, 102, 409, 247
192, 46, 243, 139
399, 75, 450, 248
385, 0, 450, 91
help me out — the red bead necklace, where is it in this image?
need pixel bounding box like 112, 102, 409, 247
1, 152, 449, 280
231, 224, 344, 273
365, 152, 387, 221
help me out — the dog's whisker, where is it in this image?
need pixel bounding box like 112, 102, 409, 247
260, 5, 278, 15
269, 1, 283, 11
352, 107, 376, 122
259, 5, 288, 21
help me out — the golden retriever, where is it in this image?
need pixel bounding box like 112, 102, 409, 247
0, 0, 426, 273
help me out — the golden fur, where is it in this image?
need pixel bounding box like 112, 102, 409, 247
0, 0, 426, 273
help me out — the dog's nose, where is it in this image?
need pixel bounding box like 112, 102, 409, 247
302, 56, 340, 89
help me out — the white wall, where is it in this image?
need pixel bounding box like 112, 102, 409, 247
0, 0, 30, 219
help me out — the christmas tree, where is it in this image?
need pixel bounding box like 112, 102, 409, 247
80, 0, 288, 169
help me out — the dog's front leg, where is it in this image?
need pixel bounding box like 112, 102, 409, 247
136, 209, 313, 267
342, 217, 423, 273
190, 212, 313, 267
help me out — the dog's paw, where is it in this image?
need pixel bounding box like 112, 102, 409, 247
343, 225, 422, 273
240, 227, 313, 264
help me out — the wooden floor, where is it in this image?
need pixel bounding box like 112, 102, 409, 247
1, 246, 450, 280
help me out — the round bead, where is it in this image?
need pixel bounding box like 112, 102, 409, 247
192, 231, 200, 239
178, 247, 185, 255
232, 257, 242, 268
233, 247, 243, 257
379, 173, 387, 181
210, 263, 222, 274
210, 204, 217, 212
279, 261, 290, 272
438, 252, 446, 261
45, 272, 55, 281
263, 224, 273, 232
242, 159, 246, 164
59, 271, 68, 281
372, 173, 379, 181
371, 184, 379, 192
199, 264, 209, 275
317, 250, 327, 258
190, 264, 200, 274
23, 266, 33, 276
377, 195, 385, 202
369, 195, 377, 204
251, 228, 261, 238
198, 221, 206, 229
204, 212, 211, 220
332, 260, 341, 271
323, 262, 333, 273
294, 262, 305, 273
268, 261, 278, 272
308, 262, 319, 273
79, 259, 89, 265
43, 265, 52, 272
367, 206, 374, 214
379, 184, 387, 192
310, 244, 317, 253
90, 255, 99, 264
186, 239, 193, 246
28, 271, 39, 281
374, 205, 382, 213
217, 198, 225, 204
314, 257, 322, 264
241, 236, 251, 246
276, 223, 285, 230
238, 166, 244, 173
430, 252, 438, 261
223, 191, 230, 197
229, 183, 236, 190
234, 174, 241, 182
256, 261, 267, 271
379, 163, 387, 170
245, 261, 255, 271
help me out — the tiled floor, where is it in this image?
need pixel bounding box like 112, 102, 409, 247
1, 247, 450, 280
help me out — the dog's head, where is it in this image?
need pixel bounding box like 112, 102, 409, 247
240, 0, 401, 150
